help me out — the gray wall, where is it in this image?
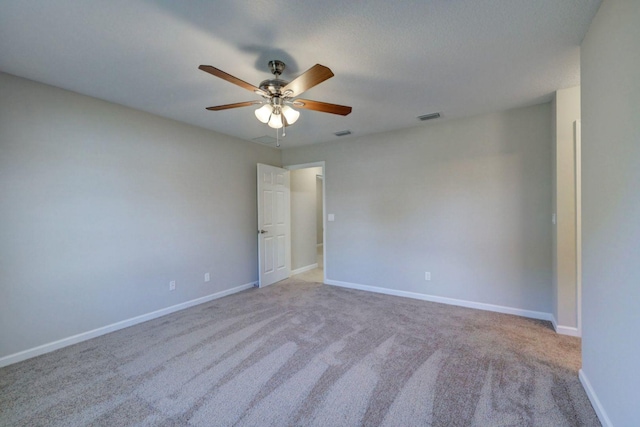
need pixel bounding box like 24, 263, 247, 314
283, 104, 553, 313
0, 73, 280, 358
581, 0, 640, 424
552, 86, 581, 331
290, 167, 321, 270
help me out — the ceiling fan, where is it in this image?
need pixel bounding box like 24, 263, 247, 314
199, 60, 352, 130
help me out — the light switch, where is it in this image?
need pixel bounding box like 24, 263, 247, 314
328, 214, 335, 222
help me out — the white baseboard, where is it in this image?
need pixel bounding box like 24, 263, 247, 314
324, 279, 554, 322
291, 263, 318, 276
550, 315, 581, 337
579, 369, 613, 427
555, 325, 580, 337
0, 281, 256, 368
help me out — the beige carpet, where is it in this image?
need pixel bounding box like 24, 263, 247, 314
0, 279, 599, 426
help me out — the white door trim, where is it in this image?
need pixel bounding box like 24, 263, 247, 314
285, 161, 326, 283
574, 120, 582, 336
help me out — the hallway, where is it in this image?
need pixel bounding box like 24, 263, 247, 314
293, 245, 323, 283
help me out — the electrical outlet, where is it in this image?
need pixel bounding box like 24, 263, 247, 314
204, 273, 210, 282
425, 272, 431, 281
169, 280, 176, 291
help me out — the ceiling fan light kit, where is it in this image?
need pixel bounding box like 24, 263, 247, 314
254, 95, 300, 129
199, 59, 351, 134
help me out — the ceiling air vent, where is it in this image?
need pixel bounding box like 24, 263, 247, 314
417, 112, 441, 121
334, 130, 352, 137
252, 135, 277, 145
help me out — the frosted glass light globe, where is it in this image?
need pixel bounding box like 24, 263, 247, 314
254, 104, 273, 123
282, 105, 300, 125
268, 112, 283, 129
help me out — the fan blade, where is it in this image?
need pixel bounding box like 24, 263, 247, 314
283, 64, 334, 97
294, 99, 352, 116
199, 65, 267, 96
206, 101, 258, 111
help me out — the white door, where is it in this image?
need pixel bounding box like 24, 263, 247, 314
257, 163, 290, 287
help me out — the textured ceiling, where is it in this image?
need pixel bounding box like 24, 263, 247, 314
0, 0, 601, 148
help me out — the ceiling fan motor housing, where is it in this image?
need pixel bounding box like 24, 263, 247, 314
259, 60, 291, 99
259, 78, 289, 97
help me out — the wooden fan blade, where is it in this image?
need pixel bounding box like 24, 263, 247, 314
206, 101, 258, 111
199, 65, 266, 96
294, 99, 352, 116
283, 64, 334, 97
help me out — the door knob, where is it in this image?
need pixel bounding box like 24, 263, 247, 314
259, 229, 268, 234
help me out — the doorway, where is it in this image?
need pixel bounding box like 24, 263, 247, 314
286, 162, 325, 283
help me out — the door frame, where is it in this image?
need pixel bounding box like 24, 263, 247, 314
285, 161, 326, 282
574, 120, 582, 336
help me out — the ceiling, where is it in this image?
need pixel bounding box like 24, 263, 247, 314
0, 0, 601, 149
